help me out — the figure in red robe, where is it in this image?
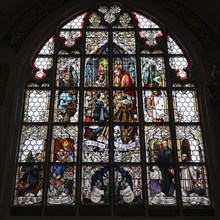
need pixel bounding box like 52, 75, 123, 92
113, 65, 137, 116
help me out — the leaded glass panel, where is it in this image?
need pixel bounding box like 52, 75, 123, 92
14, 4, 212, 213
113, 31, 136, 54
169, 56, 189, 80
38, 36, 55, 55
141, 49, 164, 54
133, 12, 160, 28
14, 164, 44, 206
139, 30, 163, 47
82, 125, 109, 162
81, 165, 109, 205
61, 13, 87, 29
167, 35, 184, 54
18, 125, 48, 162
84, 57, 109, 87
51, 126, 78, 162
47, 165, 76, 205
179, 165, 211, 206
114, 165, 142, 205
114, 125, 140, 162
85, 31, 108, 54
113, 12, 133, 28
113, 57, 137, 85
175, 126, 205, 163
59, 30, 82, 47
26, 83, 50, 87
54, 89, 79, 123
173, 90, 199, 122
84, 90, 109, 123
113, 90, 138, 122
56, 56, 80, 87
144, 126, 171, 163
173, 83, 195, 88
98, 5, 121, 23
147, 165, 177, 205
33, 57, 53, 79
143, 90, 169, 122
58, 50, 81, 55
88, 12, 102, 29
23, 90, 50, 122
141, 56, 166, 87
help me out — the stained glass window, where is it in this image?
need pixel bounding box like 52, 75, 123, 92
13, 4, 212, 216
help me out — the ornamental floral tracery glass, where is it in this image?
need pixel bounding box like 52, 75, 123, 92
13, 4, 211, 212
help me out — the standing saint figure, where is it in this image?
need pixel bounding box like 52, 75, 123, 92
92, 92, 109, 140
58, 90, 77, 122
144, 89, 167, 122
179, 139, 198, 197
180, 153, 195, 195
153, 139, 175, 196
113, 64, 137, 144
113, 64, 137, 120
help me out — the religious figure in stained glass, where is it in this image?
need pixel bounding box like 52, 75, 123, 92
148, 165, 162, 198
93, 92, 109, 123
57, 89, 78, 122
48, 166, 76, 205
176, 126, 211, 205
52, 139, 76, 163
153, 139, 175, 197
179, 151, 196, 195
145, 126, 176, 205
13, 4, 212, 211
143, 90, 169, 122
85, 58, 109, 87
113, 64, 137, 121
15, 154, 43, 205
59, 66, 78, 87
113, 64, 140, 162
56, 56, 80, 88
84, 90, 109, 123
83, 90, 109, 162
180, 163, 210, 206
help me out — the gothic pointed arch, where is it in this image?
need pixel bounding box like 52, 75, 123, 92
9, 2, 215, 217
